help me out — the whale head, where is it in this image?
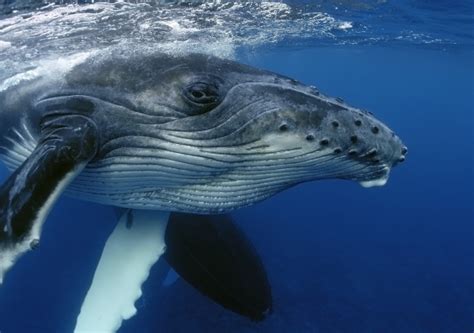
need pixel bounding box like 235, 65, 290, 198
67, 52, 407, 212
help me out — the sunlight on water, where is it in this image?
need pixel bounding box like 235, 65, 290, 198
1, 0, 471, 81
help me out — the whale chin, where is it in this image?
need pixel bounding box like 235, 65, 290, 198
359, 176, 389, 188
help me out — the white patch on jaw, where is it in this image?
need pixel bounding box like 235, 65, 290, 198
359, 178, 388, 188
359, 167, 391, 188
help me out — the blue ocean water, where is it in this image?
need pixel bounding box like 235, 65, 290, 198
0, 1, 473, 332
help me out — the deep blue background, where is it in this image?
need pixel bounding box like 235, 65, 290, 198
0, 44, 473, 332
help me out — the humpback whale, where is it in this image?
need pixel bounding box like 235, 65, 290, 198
0, 49, 407, 331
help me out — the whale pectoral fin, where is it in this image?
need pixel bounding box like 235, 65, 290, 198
75, 210, 170, 333
76, 211, 271, 332
0, 111, 98, 284
165, 213, 272, 321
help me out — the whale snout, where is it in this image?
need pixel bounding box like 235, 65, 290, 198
250, 83, 408, 188
330, 107, 406, 163
306, 98, 408, 187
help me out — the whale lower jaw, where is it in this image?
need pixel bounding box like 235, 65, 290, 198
359, 178, 388, 188
61, 148, 391, 213
358, 169, 390, 188
0, 126, 393, 212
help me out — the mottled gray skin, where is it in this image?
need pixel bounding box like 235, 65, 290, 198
0, 50, 407, 214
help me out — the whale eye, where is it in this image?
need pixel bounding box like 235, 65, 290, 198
184, 82, 220, 106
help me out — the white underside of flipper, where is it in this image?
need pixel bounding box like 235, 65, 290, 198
74, 210, 170, 333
